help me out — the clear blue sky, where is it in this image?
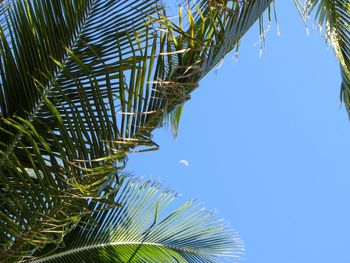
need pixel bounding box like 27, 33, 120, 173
129, 1, 350, 262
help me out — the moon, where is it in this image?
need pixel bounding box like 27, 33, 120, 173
179, 160, 189, 167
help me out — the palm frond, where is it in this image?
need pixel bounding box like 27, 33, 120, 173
0, 0, 274, 261
0, 0, 162, 164
302, 0, 350, 114
30, 176, 243, 263
137, 0, 275, 136
0, 0, 162, 260
201, 0, 275, 75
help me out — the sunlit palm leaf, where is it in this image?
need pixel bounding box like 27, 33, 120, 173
30, 176, 243, 263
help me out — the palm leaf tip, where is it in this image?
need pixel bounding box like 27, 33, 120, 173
31, 175, 244, 263
302, 0, 350, 115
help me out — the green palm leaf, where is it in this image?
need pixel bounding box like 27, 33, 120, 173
0, 0, 274, 261
30, 176, 243, 263
136, 0, 275, 135
0, 0, 163, 260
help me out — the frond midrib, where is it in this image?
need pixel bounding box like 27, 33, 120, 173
0, 0, 97, 167
33, 241, 208, 262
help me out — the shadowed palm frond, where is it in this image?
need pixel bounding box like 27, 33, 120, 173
138, 0, 275, 135
0, 0, 163, 260
30, 176, 243, 263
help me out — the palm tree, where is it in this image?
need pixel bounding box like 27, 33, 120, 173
0, 0, 348, 262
